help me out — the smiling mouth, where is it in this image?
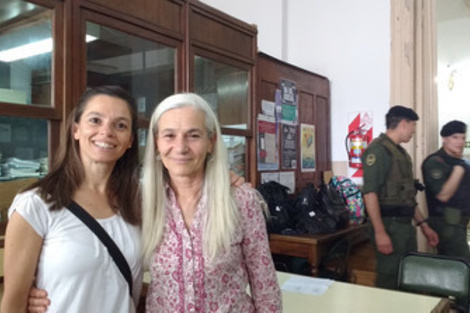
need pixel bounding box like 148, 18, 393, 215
93, 141, 116, 149
173, 159, 190, 162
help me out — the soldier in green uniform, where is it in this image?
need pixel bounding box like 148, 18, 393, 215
362, 106, 439, 290
422, 120, 470, 260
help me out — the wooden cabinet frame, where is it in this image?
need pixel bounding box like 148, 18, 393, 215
0, 0, 258, 229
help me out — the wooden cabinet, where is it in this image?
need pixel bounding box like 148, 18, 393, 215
0, 0, 257, 233
83, 0, 184, 35
256, 52, 331, 192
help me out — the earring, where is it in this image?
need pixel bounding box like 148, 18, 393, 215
156, 154, 162, 161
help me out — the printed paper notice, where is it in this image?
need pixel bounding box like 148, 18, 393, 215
279, 171, 295, 194
300, 123, 315, 172
281, 123, 297, 169
280, 79, 298, 125
257, 114, 279, 171
260, 172, 280, 184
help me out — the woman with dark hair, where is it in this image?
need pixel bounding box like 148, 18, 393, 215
1, 86, 143, 313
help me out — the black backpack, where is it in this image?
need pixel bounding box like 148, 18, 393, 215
318, 181, 350, 229
256, 181, 293, 234
292, 183, 337, 234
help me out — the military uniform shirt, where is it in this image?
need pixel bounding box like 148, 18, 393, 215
422, 149, 453, 197
362, 133, 393, 195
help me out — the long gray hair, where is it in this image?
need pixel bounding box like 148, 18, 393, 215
141, 93, 240, 265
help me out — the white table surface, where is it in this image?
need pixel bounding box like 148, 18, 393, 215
277, 271, 446, 313
143, 271, 446, 312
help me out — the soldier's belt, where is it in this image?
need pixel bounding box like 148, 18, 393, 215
380, 206, 415, 217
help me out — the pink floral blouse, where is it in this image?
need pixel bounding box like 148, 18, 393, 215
146, 185, 282, 313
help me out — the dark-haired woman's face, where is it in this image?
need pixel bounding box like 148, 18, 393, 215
73, 95, 134, 167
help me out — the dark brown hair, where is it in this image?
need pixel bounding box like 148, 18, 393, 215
26, 86, 141, 225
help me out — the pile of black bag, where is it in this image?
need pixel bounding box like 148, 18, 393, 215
257, 180, 350, 235
256, 181, 295, 234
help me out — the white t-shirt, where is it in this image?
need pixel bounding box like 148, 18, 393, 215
8, 189, 143, 313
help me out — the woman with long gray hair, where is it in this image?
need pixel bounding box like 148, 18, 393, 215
141, 93, 281, 312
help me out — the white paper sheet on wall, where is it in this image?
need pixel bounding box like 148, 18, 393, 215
279, 171, 295, 193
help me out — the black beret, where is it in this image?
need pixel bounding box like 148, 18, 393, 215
440, 120, 467, 137
386, 105, 419, 121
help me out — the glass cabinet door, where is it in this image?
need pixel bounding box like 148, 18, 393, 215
0, 2, 52, 106
194, 55, 252, 179
194, 55, 249, 130
0, 116, 48, 179
223, 135, 246, 178
0, 0, 53, 181
85, 22, 177, 120
0, 0, 56, 224
84, 21, 177, 160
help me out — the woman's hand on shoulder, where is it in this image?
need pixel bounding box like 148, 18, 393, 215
229, 171, 251, 188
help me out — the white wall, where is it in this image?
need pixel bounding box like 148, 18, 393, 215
200, 0, 390, 171
437, 17, 470, 158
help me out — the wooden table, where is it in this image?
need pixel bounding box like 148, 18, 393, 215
269, 224, 368, 276
277, 271, 449, 313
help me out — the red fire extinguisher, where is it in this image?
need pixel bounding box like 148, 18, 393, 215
345, 126, 368, 168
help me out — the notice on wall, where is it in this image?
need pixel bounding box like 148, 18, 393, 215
261, 99, 276, 118
280, 79, 298, 125
281, 123, 297, 169
300, 123, 315, 172
257, 113, 279, 171
279, 171, 295, 193
260, 171, 295, 194
260, 171, 280, 184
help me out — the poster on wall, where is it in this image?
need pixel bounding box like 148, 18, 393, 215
257, 113, 279, 171
280, 79, 298, 125
300, 123, 315, 172
347, 111, 373, 183
281, 123, 297, 169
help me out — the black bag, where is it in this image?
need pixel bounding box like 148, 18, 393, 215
318, 181, 350, 229
257, 181, 293, 234
292, 183, 337, 234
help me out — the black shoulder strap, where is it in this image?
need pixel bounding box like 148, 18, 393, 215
67, 201, 133, 296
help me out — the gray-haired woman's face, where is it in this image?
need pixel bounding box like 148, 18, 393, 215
155, 106, 215, 180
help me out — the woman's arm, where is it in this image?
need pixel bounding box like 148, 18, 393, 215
1, 212, 43, 313
239, 187, 282, 313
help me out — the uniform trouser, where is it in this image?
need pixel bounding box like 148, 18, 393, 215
368, 217, 417, 290
428, 213, 470, 261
